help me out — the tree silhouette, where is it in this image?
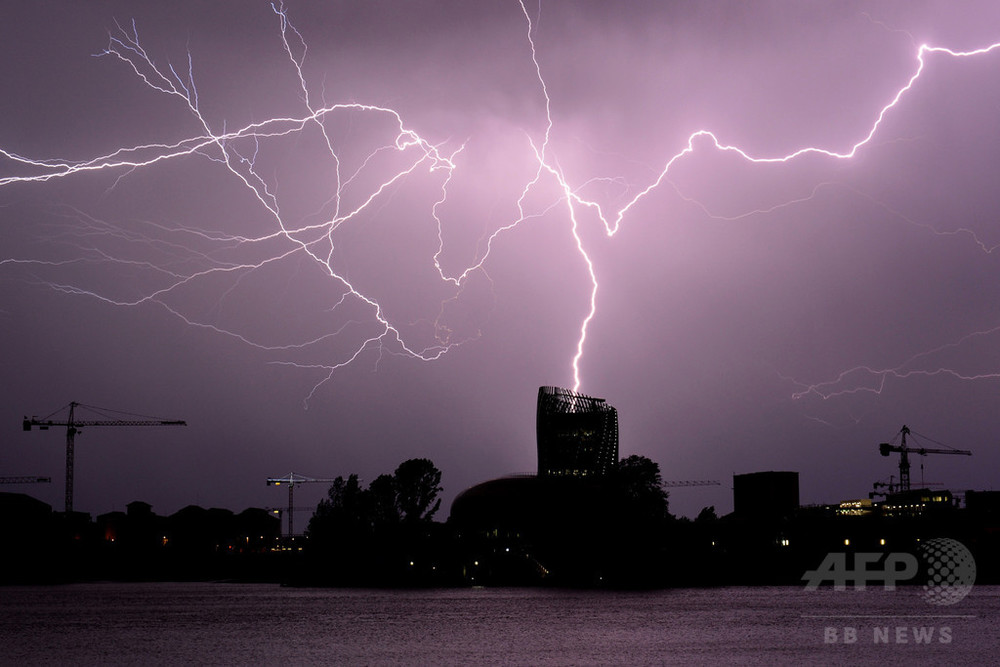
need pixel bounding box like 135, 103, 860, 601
367, 473, 401, 526
303, 460, 445, 585
616, 454, 670, 521
307, 474, 367, 546
394, 458, 443, 523
695, 505, 718, 523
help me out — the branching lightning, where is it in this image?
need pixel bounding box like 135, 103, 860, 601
787, 325, 1000, 400
3, 2, 1000, 405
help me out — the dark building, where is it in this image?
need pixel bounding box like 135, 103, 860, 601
0, 492, 54, 546
965, 490, 1000, 516
536, 386, 619, 478
448, 386, 625, 585
880, 488, 956, 517
733, 471, 799, 519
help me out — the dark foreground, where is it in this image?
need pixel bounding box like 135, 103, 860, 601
4, 500, 999, 589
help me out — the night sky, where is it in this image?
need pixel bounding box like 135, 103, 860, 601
3, 1, 1000, 521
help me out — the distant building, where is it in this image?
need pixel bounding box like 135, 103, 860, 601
536, 386, 619, 478
965, 490, 1000, 515
452, 385, 621, 529
127, 500, 153, 518
880, 488, 955, 517
733, 471, 799, 519
96, 510, 127, 542
837, 498, 874, 516
0, 491, 53, 538
449, 386, 623, 584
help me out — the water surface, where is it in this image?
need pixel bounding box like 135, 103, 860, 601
1, 583, 996, 664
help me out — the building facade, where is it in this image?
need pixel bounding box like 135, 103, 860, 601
536, 386, 619, 478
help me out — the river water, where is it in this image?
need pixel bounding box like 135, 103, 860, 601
1, 583, 997, 664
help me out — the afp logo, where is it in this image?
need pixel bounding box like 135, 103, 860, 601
802, 538, 976, 606
920, 538, 976, 605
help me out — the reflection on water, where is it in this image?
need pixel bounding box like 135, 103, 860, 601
0, 583, 997, 664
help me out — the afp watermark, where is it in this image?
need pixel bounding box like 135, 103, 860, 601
823, 626, 953, 644
801, 537, 976, 605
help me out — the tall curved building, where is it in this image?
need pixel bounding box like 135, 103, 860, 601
536, 386, 619, 478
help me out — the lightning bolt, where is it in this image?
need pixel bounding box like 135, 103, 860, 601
3, 2, 1000, 405
786, 325, 1000, 400
526, 39, 1000, 390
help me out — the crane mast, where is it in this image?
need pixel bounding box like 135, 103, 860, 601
23, 401, 186, 513
266, 472, 339, 538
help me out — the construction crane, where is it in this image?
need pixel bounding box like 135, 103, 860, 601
663, 480, 721, 488
266, 472, 338, 538
879, 425, 972, 493
23, 401, 186, 514
0, 476, 51, 484
870, 475, 897, 499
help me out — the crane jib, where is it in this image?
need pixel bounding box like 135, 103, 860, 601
22, 406, 186, 514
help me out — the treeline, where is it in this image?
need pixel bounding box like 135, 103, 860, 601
0, 497, 282, 584
295, 455, 679, 587
308, 458, 444, 535
1, 455, 715, 587
296, 458, 450, 586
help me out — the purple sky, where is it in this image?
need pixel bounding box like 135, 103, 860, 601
3, 1, 1000, 521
